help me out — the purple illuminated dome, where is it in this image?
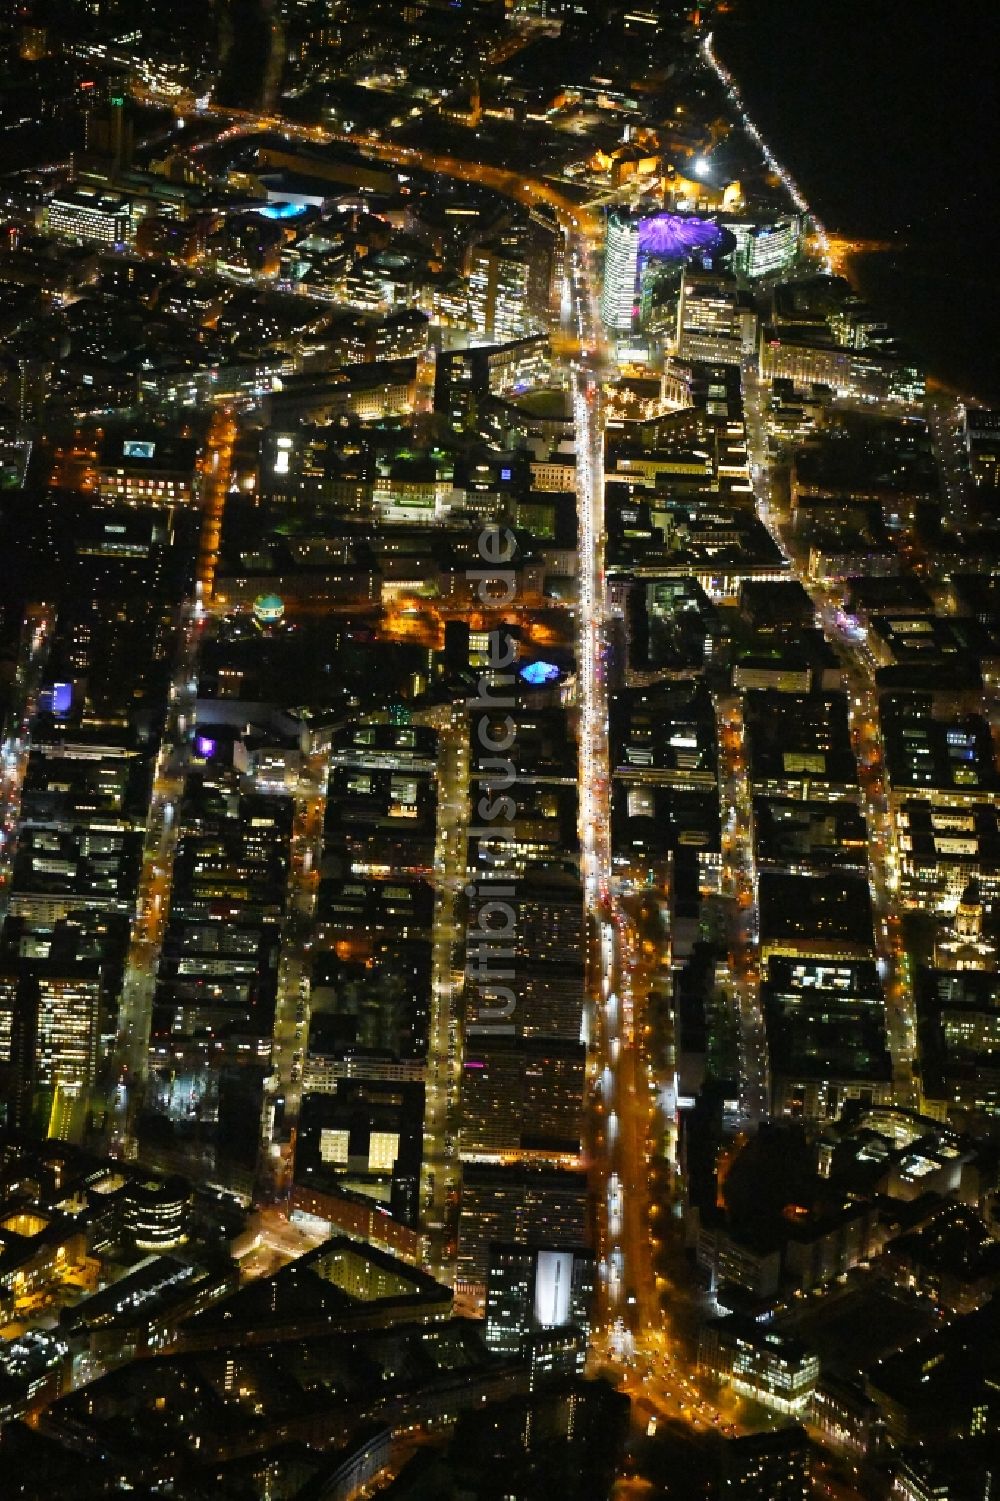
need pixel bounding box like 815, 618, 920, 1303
637, 213, 731, 261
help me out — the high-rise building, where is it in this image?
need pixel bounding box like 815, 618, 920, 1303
601, 211, 640, 331
465, 869, 585, 1042
459, 1037, 585, 1155
296, 1080, 425, 1228
676, 271, 755, 364
0, 967, 100, 1131
763, 957, 892, 1121
966, 408, 1000, 490
893, 1450, 994, 1501
467, 235, 548, 344
700, 1315, 820, 1415
34, 975, 100, 1095
759, 332, 923, 403
744, 216, 802, 277
726, 216, 803, 279
485, 1243, 595, 1367
603, 210, 738, 333
80, 74, 134, 173
457, 1165, 589, 1288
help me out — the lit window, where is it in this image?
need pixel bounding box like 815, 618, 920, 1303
319, 1129, 350, 1165
368, 1131, 400, 1172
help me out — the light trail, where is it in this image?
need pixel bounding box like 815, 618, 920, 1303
701, 30, 833, 270
565, 232, 663, 1354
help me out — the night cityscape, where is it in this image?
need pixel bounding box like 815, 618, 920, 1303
0, 1, 996, 1497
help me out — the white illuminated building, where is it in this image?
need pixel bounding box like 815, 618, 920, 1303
601, 213, 640, 332
45, 186, 132, 248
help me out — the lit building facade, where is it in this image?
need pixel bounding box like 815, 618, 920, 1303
603, 210, 737, 333
700, 1316, 819, 1415
726, 215, 802, 278
123, 1177, 191, 1251
760, 335, 924, 404
457, 1165, 589, 1290
96, 435, 198, 506
676, 271, 754, 364
45, 188, 132, 248
485, 1242, 595, 1373
601, 212, 641, 331
34, 976, 100, 1096
467, 241, 545, 344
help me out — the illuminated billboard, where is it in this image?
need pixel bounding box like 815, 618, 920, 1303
534, 1249, 574, 1327
40, 682, 73, 716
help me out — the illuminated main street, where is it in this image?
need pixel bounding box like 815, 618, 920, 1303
419, 704, 470, 1277
112, 407, 237, 1151
259, 741, 329, 1199
0, 606, 53, 925
566, 225, 678, 1407
716, 680, 768, 1126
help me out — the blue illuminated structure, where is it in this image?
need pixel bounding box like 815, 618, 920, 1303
257, 201, 309, 221
520, 661, 561, 686
40, 681, 73, 716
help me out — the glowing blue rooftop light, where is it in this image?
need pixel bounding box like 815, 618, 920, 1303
520, 661, 561, 686
257, 201, 309, 220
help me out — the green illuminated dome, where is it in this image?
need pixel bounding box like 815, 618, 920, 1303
253, 593, 285, 624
